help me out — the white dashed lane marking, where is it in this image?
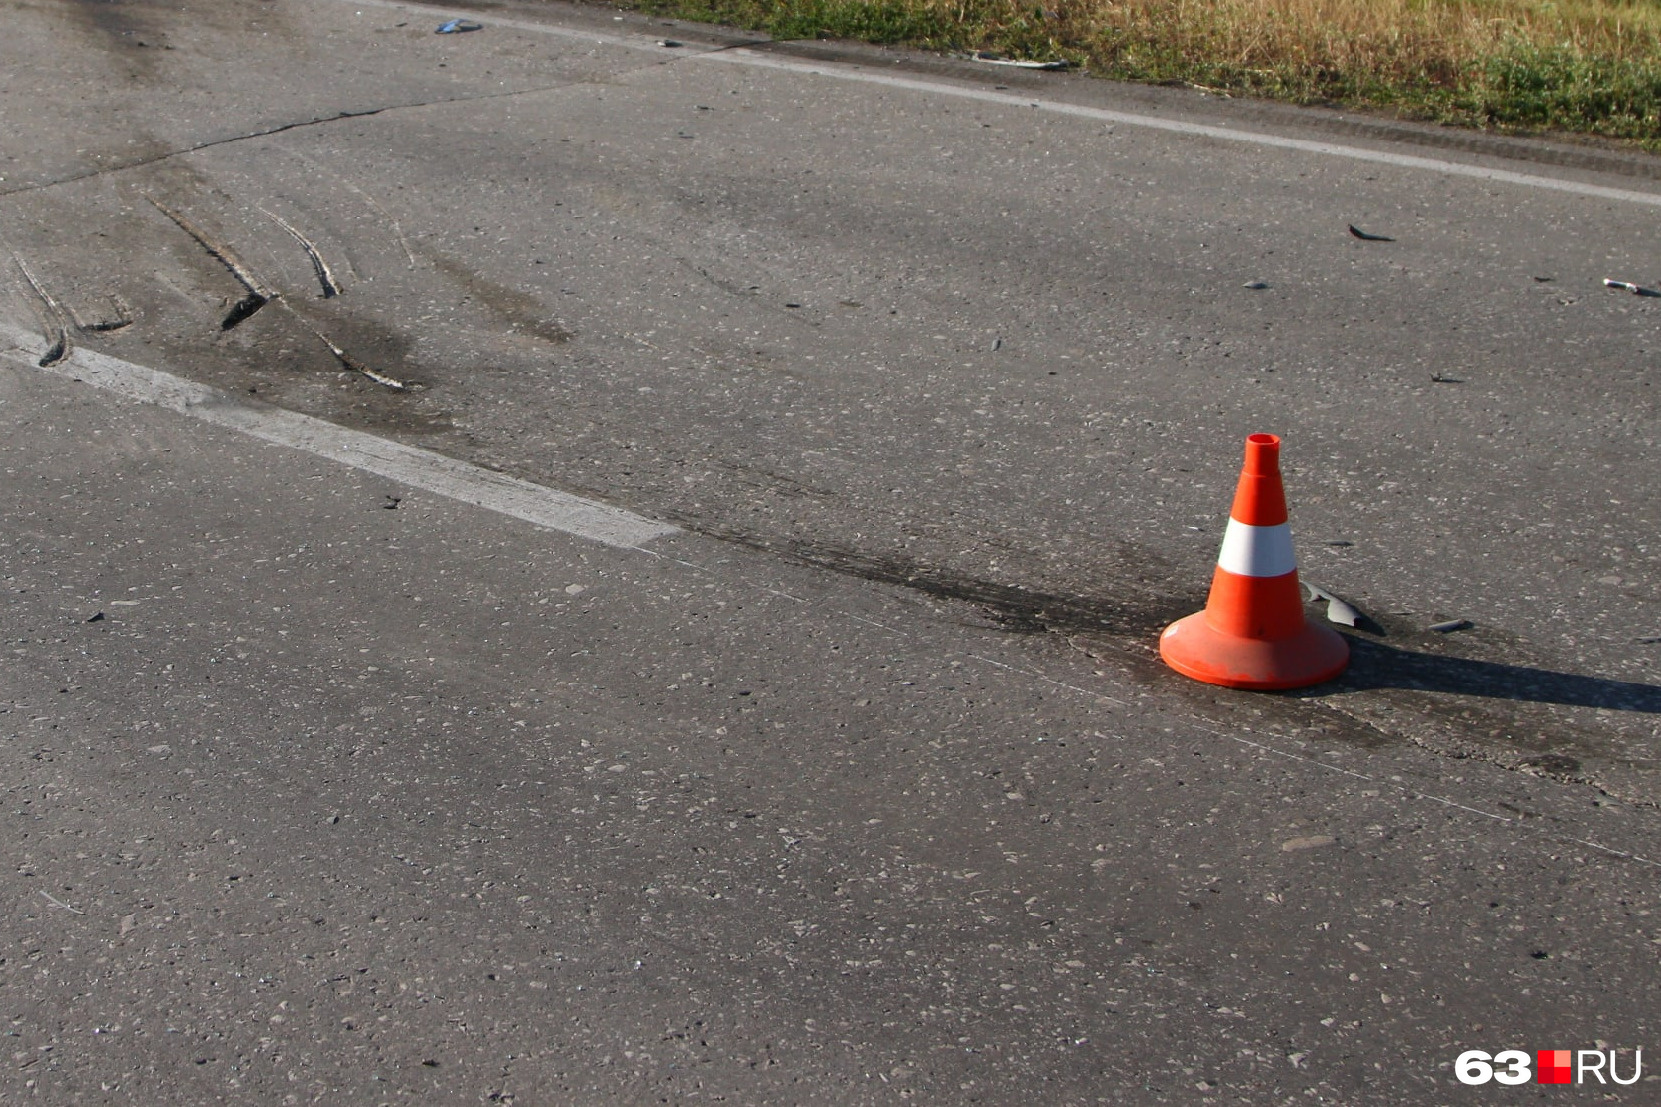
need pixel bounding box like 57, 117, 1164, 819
0, 325, 678, 551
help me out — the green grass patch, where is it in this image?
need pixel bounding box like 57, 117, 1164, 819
614, 0, 1661, 147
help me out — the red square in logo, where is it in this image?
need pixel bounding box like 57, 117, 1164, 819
1538, 1050, 1572, 1084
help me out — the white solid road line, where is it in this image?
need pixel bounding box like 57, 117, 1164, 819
0, 325, 678, 550
347, 0, 1661, 210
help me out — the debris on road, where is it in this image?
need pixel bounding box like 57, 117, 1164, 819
85, 611, 105, 623
435, 19, 482, 34
658, 39, 684, 48
969, 51, 1070, 70
1602, 277, 1661, 297
1428, 618, 1472, 633
1243, 281, 1270, 289
1348, 225, 1394, 242
1305, 583, 1364, 628
1430, 373, 1463, 383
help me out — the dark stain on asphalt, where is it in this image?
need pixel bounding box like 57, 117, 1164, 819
63, 0, 150, 43
270, 306, 452, 429
426, 252, 574, 346
707, 531, 1186, 639
61, 0, 164, 81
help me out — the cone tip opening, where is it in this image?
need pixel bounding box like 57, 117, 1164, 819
1243, 433, 1281, 476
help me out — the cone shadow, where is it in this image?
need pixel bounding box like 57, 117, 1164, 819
1294, 637, 1661, 714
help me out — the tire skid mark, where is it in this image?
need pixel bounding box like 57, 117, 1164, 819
12, 255, 72, 367
293, 313, 413, 391
258, 206, 344, 298
146, 195, 278, 329
8, 237, 133, 359
147, 192, 409, 390
267, 142, 417, 270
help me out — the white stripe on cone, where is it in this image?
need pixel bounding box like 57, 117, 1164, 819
1215, 519, 1297, 578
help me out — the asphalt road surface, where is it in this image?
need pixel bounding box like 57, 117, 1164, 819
2, 0, 1658, 1102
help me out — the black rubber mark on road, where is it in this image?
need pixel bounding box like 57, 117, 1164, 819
426, 252, 574, 345
710, 532, 1181, 639
220, 293, 272, 331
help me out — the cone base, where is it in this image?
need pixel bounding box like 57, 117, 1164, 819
1159, 611, 1349, 691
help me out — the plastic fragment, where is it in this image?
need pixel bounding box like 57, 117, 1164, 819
969, 51, 1070, 69
1243, 281, 1269, 290
658, 39, 683, 47
436, 19, 481, 34
1602, 277, 1661, 297
1305, 583, 1362, 627
1348, 224, 1393, 242
1429, 618, 1472, 633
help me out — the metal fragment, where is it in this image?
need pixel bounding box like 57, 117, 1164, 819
1602, 277, 1661, 297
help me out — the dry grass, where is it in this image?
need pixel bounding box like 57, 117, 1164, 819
621, 0, 1661, 143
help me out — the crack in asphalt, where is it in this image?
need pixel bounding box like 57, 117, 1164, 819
0, 24, 772, 203
0, 82, 578, 200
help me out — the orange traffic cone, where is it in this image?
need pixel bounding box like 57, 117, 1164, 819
1159, 433, 1349, 690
